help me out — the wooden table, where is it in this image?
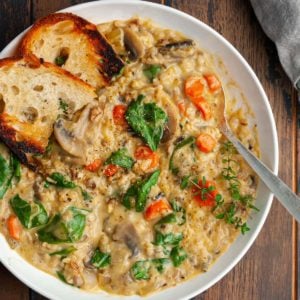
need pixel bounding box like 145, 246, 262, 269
0, 1, 299, 299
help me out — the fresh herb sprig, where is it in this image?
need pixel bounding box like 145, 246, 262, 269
215, 141, 258, 234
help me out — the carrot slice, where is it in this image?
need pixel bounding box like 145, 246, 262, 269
184, 76, 204, 99
103, 164, 118, 177
134, 146, 153, 160
193, 179, 218, 207
85, 159, 102, 172
144, 199, 171, 221
193, 98, 211, 120
7, 215, 21, 240
149, 152, 159, 169
196, 133, 216, 153
204, 74, 221, 92
113, 105, 127, 126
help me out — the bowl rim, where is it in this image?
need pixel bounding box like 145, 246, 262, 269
0, 1, 279, 299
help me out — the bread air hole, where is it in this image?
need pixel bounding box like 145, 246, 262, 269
0, 94, 5, 113
22, 107, 38, 123
11, 85, 20, 95
33, 85, 44, 92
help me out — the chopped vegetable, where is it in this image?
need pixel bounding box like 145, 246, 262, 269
170, 200, 186, 225
192, 177, 218, 207
103, 164, 118, 177
10, 195, 48, 229
131, 260, 150, 280
184, 76, 204, 99
152, 258, 170, 273
7, 215, 21, 240
192, 97, 211, 120
170, 246, 187, 267
56, 271, 73, 286
144, 199, 171, 221
47, 172, 77, 189
85, 159, 102, 172
113, 104, 127, 126
154, 231, 183, 246
123, 170, 160, 212
143, 64, 161, 83
125, 95, 168, 151
50, 246, 77, 257
204, 74, 221, 92
180, 175, 191, 189
135, 146, 159, 169
105, 148, 134, 169
156, 213, 177, 225
38, 207, 87, 244
91, 248, 111, 268
0, 153, 21, 199
196, 133, 216, 153
169, 136, 195, 175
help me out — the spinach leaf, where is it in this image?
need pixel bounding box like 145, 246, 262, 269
180, 175, 191, 189
130, 260, 150, 280
10, 195, 48, 229
170, 246, 187, 267
10, 195, 31, 228
38, 207, 87, 244
123, 170, 160, 212
30, 202, 49, 228
143, 64, 161, 83
170, 200, 186, 225
0, 153, 21, 199
125, 95, 168, 151
91, 248, 111, 268
50, 246, 77, 257
47, 172, 77, 188
105, 148, 134, 169
154, 231, 183, 246
151, 258, 170, 273
169, 136, 195, 175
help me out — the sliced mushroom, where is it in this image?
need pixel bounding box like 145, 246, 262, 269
112, 222, 140, 257
124, 28, 145, 61
161, 100, 180, 146
54, 103, 94, 164
158, 39, 195, 58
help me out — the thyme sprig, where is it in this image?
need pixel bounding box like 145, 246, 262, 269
214, 141, 259, 234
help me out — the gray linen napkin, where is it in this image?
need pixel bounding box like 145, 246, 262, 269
250, 0, 300, 89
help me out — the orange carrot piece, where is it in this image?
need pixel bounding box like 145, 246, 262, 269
193, 98, 212, 120
113, 105, 127, 126
7, 215, 21, 240
204, 74, 221, 92
134, 146, 153, 160
144, 199, 171, 221
103, 164, 118, 177
193, 179, 218, 207
184, 76, 204, 100
85, 159, 102, 172
196, 133, 216, 153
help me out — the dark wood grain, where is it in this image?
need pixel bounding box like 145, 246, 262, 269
0, 1, 298, 300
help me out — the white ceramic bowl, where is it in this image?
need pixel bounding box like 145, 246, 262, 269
0, 1, 278, 299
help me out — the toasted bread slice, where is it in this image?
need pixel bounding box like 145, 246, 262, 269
20, 13, 124, 89
0, 55, 97, 169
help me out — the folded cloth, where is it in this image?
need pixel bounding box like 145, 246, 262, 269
250, 0, 300, 89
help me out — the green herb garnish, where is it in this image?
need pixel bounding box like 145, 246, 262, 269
154, 231, 183, 246
55, 56, 67, 67
56, 271, 74, 286
59, 98, 68, 114
123, 170, 160, 212
170, 246, 187, 267
105, 148, 134, 169
91, 248, 111, 268
131, 260, 151, 280
125, 95, 168, 151
143, 64, 161, 83
50, 246, 77, 258
170, 200, 186, 225
152, 258, 170, 273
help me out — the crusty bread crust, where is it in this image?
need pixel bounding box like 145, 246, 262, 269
20, 13, 124, 88
0, 55, 97, 169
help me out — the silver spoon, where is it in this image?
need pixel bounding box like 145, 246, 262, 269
218, 87, 300, 222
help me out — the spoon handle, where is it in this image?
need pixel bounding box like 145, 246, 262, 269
223, 129, 300, 222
